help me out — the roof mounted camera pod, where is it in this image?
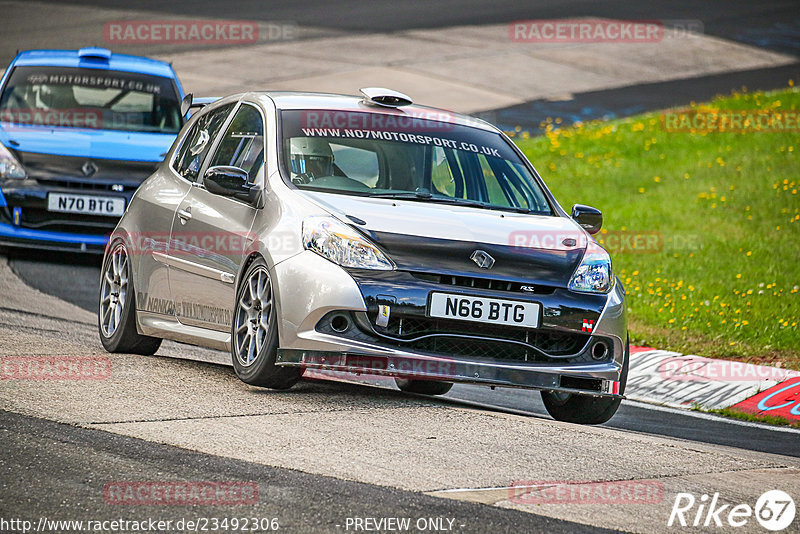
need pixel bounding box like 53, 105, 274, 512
359, 87, 413, 108
77, 47, 112, 60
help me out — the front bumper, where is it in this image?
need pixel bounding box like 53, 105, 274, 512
0, 221, 108, 252
0, 176, 136, 252
278, 348, 622, 398
272, 251, 627, 397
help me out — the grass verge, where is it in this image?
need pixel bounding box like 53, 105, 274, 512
513, 87, 800, 370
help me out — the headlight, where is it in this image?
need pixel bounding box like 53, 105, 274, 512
0, 143, 25, 179
302, 216, 393, 270
569, 240, 613, 293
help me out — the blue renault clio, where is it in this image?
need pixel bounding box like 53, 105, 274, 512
0, 47, 184, 252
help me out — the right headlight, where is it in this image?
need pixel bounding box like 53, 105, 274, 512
302, 216, 394, 270
568, 240, 613, 293
0, 143, 25, 179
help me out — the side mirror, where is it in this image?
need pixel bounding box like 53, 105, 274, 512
180, 93, 193, 117
204, 165, 262, 206
571, 204, 602, 234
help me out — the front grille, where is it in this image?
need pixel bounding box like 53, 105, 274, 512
370, 313, 588, 356
35, 178, 138, 193
561, 376, 603, 392
411, 336, 532, 362
410, 272, 556, 295
18, 208, 116, 234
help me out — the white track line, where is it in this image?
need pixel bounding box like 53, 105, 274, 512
623, 399, 800, 434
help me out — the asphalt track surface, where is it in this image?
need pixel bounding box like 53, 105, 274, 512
6, 0, 800, 460
0, 410, 610, 533
3, 2, 800, 532
5, 247, 800, 461
53, 0, 800, 55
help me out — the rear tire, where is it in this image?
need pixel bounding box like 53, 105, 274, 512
98, 241, 162, 355
231, 258, 303, 389
395, 378, 453, 396
541, 337, 629, 425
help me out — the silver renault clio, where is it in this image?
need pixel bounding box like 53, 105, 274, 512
99, 88, 628, 424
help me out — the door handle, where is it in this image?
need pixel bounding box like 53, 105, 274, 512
177, 207, 192, 223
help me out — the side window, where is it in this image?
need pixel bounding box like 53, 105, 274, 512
208, 104, 265, 183
173, 103, 234, 182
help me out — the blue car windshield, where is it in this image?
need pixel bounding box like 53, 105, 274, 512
280, 109, 553, 215
0, 66, 182, 133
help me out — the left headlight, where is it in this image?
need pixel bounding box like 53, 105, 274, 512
0, 143, 25, 179
568, 240, 613, 293
302, 216, 394, 270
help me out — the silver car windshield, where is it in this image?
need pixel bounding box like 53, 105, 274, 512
280, 110, 552, 214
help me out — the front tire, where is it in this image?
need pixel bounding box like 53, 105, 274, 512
231, 258, 302, 389
541, 337, 629, 425
395, 378, 453, 396
98, 241, 161, 355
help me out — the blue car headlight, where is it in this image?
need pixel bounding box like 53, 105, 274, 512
0, 143, 25, 179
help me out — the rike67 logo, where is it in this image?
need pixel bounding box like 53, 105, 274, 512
669, 490, 795, 531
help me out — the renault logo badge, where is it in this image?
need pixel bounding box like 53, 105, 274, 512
81, 161, 98, 177
470, 250, 495, 269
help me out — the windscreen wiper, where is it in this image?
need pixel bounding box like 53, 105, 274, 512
368, 191, 534, 213
369, 191, 484, 207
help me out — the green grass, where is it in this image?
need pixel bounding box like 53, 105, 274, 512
513, 87, 800, 369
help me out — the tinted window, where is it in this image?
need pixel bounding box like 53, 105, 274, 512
208, 104, 264, 183
280, 110, 551, 214
173, 103, 234, 182
0, 66, 182, 133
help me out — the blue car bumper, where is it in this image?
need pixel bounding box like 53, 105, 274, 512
0, 221, 108, 253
